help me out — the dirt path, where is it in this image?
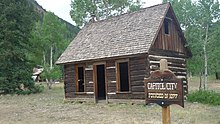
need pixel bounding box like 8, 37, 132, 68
0, 79, 220, 124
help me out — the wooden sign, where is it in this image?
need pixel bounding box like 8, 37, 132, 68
144, 69, 184, 107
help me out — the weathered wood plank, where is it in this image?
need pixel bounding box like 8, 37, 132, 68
132, 86, 145, 92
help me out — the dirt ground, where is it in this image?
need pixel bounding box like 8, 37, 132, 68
0, 77, 220, 124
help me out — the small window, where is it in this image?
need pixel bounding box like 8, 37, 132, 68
77, 67, 84, 92
164, 19, 169, 34
117, 61, 130, 92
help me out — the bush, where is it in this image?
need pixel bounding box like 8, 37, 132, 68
41, 65, 62, 81
16, 84, 44, 95
187, 90, 220, 105
29, 84, 44, 93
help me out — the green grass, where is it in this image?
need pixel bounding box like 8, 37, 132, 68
187, 90, 220, 105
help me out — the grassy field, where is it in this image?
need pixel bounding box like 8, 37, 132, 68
0, 77, 220, 124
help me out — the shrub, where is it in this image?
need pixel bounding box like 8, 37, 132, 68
187, 90, 220, 105
41, 65, 62, 81
16, 84, 44, 95
29, 84, 44, 94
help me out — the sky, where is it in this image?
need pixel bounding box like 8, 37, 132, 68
35, 0, 162, 25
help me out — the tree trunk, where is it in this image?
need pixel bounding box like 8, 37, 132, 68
92, 0, 100, 21
216, 72, 220, 80
50, 46, 53, 70
203, 24, 209, 90
199, 71, 202, 90
46, 78, 52, 89
43, 52, 46, 66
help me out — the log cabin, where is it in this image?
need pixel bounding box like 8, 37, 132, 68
56, 3, 192, 103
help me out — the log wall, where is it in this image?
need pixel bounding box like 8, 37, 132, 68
63, 55, 149, 100
148, 53, 188, 95
64, 54, 188, 99
106, 60, 117, 93
149, 10, 189, 95
64, 64, 75, 98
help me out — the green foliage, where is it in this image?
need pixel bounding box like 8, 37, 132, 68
16, 84, 44, 95
187, 90, 220, 105
70, 0, 142, 26
169, 0, 220, 76
30, 12, 69, 66
41, 65, 62, 81
0, 0, 39, 94
31, 16, 66, 86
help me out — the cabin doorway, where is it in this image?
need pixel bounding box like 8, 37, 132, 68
96, 64, 106, 100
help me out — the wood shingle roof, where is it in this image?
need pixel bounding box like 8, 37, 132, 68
56, 3, 170, 64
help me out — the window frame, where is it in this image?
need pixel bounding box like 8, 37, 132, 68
115, 59, 131, 93
74, 64, 86, 93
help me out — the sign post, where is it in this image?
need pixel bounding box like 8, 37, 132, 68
161, 59, 170, 124
144, 59, 184, 124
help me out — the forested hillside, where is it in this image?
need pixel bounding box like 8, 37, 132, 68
0, 0, 80, 94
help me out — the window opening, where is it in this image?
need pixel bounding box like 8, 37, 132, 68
119, 62, 129, 91
164, 19, 169, 34
78, 67, 84, 92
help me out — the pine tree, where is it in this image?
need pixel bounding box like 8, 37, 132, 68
0, 0, 39, 94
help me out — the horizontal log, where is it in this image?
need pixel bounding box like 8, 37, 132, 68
86, 87, 93, 92
85, 82, 93, 86
130, 70, 146, 76
65, 92, 75, 98
131, 75, 145, 81
106, 71, 116, 75
149, 48, 188, 58
149, 55, 186, 63
131, 77, 146, 82
107, 77, 116, 81
107, 80, 116, 83
106, 66, 116, 69
169, 68, 187, 73
129, 58, 146, 65
150, 65, 159, 70
131, 81, 144, 86
64, 80, 75, 84
108, 88, 116, 92
65, 87, 75, 92
176, 76, 186, 79
149, 60, 185, 66
130, 66, 146, 71
106, 60, 115, 67
64, 66, 74, 70
149, 54, 186, 61
168, 63, 186, 68
107, 92, 116, 95
132, 92, 145, 95
85, 68, 93, 71
85, 79, 93, 82
65, 82, 75, 86
132, 86, 145, 92
107, 83, 116, 88
174, 72, 187, 76
106, 72, 116, 77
